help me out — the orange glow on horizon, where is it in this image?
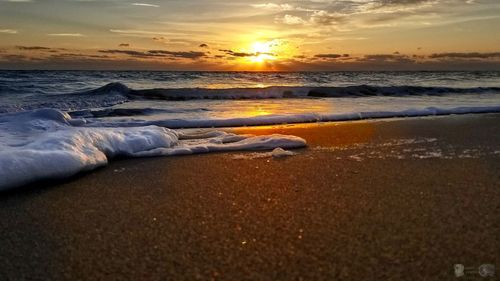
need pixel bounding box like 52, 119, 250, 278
232, 39, 290, 70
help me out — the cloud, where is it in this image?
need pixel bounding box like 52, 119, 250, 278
0, 54, 29, 62
167, 38, 196, 46
271, 8, 350, 27
47, 33, 84, 37
310, 10, 346, 26
219, 49, 256, 57
148, 50, 206, 59
0, 29, 18, 34
48, 53, 111, 60
3, 48, 500, 71
98, 49, 206, 59
111, 29, 156, 35
131, 3, 160, 8
252, 0, 460, 30
314, 53, 350, 59
251, 3, 294, 11
276, 15, 307, 25
356, 54, 416, 63
110, 29, 185, 37
98, 49, 154, 57
16, 46, 51, 50
429, 52, 500, 59
377, 0, 431, 6
0, 52, 223, 71
218, 48, 277, 59
119, 43, 130, 47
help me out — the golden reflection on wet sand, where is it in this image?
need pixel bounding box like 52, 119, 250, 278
231, 121, 376, 147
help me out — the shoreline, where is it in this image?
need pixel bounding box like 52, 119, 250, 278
0, 113, 499, 280
2, 113, 496, 194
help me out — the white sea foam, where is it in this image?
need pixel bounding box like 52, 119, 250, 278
0, 109, 306, 191
82, 105, 500, 129
313, 137, 498, 161
231, 147, 298, 160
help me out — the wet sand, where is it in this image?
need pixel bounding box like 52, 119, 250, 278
0, 114, 499, 281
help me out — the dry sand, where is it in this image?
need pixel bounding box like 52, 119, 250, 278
0, 114, 499, 280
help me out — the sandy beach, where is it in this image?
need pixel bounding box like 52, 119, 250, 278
0, 114, 499, 281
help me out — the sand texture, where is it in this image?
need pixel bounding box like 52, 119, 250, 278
1, 114, 499, 281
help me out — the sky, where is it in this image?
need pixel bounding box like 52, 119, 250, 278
1, 0, 500, 71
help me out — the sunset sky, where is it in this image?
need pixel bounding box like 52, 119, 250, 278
1, 0, 500, 70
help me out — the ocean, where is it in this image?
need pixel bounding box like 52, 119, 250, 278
1, 70, 500, 190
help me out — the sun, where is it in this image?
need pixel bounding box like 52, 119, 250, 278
248, 41, 276, 63
231, 38, 294, 70
252, 42, 271, 53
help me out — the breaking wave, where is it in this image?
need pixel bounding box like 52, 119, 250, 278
0, 108, 306, 191
2, 82, 499, 114
90, 82, 500, 100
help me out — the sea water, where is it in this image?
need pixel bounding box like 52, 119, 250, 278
1, 71, 499, 190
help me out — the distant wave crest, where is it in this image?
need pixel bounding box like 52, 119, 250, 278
84, 82, 500, 100
2, 83, 499, 114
